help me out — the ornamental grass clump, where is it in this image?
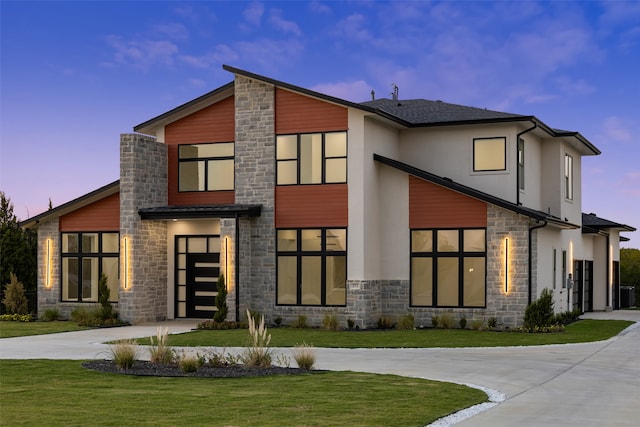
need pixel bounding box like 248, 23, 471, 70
149, 327, 174, 365
178, 351, 203, 373
109, 339, 139, 370
241, 309, 272, 368
291, 343, 316, 370
322, 314, 339, 331
397, 313, 415, 330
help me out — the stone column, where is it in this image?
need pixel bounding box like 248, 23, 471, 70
37, 218, 61, 316
233, 75, 275, 319
119, 133, 168, 323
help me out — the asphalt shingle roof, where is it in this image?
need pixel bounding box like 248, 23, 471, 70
360, 98, 525, 125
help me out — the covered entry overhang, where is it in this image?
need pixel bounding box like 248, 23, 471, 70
138, 204, 261, 320
138, 204, 262, 220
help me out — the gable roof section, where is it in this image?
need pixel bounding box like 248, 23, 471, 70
582, 213, 636, 234
374, 154, 579, 229
133, 64, 600, 156
20, 180, 120, 229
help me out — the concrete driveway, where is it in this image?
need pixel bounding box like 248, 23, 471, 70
1, 311, 638, 426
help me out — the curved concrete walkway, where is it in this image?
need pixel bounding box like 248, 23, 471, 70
1, 311, 639, 426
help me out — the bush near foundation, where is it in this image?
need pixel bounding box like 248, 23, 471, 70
523, 288, 555, 331
2, 273, 29, 315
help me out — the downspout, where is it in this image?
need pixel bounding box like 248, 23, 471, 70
516, 122, 537, 206
528, 220, 548, 304
606, 234, 610, 309
235, 212, 240, 322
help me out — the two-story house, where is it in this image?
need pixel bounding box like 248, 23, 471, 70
22, 65, 635, 327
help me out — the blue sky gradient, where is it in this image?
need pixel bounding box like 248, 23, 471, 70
1, 1, 638, 245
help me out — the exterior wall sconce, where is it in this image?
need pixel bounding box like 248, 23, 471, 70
45, 239, 52, 288
123, 237, 129, 289
505, 238, 509, 294
224, 236, 229, 289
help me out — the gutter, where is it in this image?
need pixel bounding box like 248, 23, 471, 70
516, 122, 537, 206
528, 220, 548, 304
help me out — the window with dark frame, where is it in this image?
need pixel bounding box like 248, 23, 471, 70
564, 153, 573, 200
276, 131, 347, 185
61, 232, 119, 302
276, 228, 346, 306
473, 137, 506, 172
178, 142, 234, 192
518, 138, 525, 190
410, 228, 486, 308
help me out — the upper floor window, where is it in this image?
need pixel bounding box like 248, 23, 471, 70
518, 138, 525, 190
564, 154, 573, 200
179, 143, 234, 192
473, 137, 506, 172
276, 131, 347, 185
61, 232, 119, 302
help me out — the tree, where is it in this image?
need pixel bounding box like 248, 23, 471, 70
2, 272, 29, 315
213, 273, 228, 323
0, 192, 37, 314
620, 248, 640, 305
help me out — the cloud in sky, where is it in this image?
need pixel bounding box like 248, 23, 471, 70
1, 1, 638, 243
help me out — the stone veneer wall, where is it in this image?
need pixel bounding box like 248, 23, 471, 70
485, 205, 530, 327
233, 75, 276, 318
119, 133, 168, 323
220, 218, 237, 321
36, 218, 67, 316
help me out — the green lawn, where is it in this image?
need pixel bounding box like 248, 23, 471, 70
0, 360, 486, 426
151, 319, 633, 348
0, 321, 89, 338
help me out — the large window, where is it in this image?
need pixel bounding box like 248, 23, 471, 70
411, 229, 486, 307
564, 153, 573, 200
277, 228, 346, 306
61, 232, 119, 302
178, 143, 234, 191
276, 131, 347, 185
473, 137, 506, 172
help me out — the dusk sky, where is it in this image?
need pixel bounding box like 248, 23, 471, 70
1, 1, 638, 246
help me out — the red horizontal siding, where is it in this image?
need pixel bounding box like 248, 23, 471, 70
165, 97, 236, 206
275, 184, 348, 228
409, 176, 487, 228
165, 96, 235, 144
275, 88, 348, 134
59, 193, 120, 231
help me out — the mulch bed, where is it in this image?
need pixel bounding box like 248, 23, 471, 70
83, 360, 315, 378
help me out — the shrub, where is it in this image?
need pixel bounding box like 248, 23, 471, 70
98, 273, 115, 321
377, 316, 395, 329
322, 314, 339, 331
149, 327, 174, 365
347, 318, 355, 330
206, 349, 239, 367
292, 315, 308, 329
470, 319, 484, 331
71, 307, 99, 326
291, 343, 316, 370
438, 313, 454, 329
397, 313, 415, 330
197, 320, 241, 330
0, 313, 32, 322
553, 309, 582, 325
178, 352, 203, 373
274, 316, 283, 327
42, 308, 60, 322
431, 315, 439, 328
523, 288, 555, 331
213, 273, 228, 323
109, 339, 138, 370
459, 316, 467, 329
487, 317, 498, 329
2, 273, 29, 315
241, 309, 272, 368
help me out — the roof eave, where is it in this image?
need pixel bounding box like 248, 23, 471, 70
19, 180, 120, 229
373, 154, 579, 229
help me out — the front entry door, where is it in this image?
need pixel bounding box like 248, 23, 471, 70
186, 253, 220, 318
